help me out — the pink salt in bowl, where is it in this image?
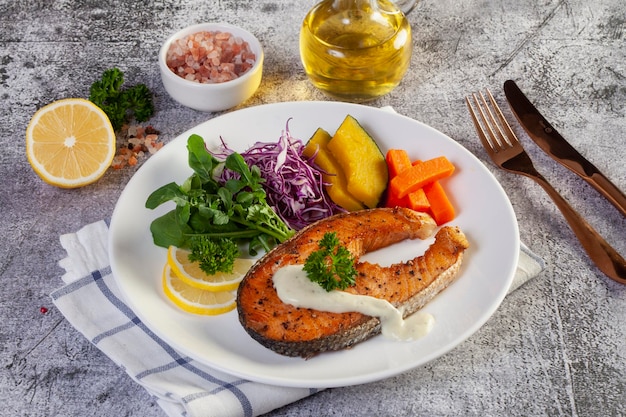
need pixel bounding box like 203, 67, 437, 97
159, 22, 264, 112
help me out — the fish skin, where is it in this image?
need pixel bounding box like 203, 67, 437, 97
237, 207, 468, 358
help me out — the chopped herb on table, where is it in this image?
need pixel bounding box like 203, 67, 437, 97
89, 67, 155, 131
146, 134, 296, 270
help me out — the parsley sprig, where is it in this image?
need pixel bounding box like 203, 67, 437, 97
89, 67, 154, 131
146, 134, 295, 267
303, 232, 357, 291
188, 236, 240, 275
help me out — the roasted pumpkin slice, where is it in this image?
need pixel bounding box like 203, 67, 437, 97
303, 128, 366, 211
327, 115, 388, 208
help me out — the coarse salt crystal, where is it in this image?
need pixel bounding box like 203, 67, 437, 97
111, 125, 163, 170
166, 30, 256, 84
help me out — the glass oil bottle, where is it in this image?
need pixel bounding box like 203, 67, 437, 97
300, 0, 412, 102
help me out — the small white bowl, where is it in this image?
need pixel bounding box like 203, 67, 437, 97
159, 22, 264, 112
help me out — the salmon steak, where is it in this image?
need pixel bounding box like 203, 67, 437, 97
237, 207, 469, 358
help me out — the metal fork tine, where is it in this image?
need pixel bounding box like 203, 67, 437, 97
465, 96, 493, 151
467, 92, 507, 152
476, 91, 508, 150
485, 89, 518, 148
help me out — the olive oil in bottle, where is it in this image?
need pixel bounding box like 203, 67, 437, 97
300, 0, 412, 102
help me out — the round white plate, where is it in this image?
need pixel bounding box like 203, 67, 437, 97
109, 101, 519, 388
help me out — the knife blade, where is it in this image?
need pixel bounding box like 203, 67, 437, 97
504, 79, 626, 217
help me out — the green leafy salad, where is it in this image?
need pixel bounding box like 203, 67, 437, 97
145, 134, 295, 273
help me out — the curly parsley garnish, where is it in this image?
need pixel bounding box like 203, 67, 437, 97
89, 67, 155, 131
188, 236, 240, 275
303, 232, 357, 291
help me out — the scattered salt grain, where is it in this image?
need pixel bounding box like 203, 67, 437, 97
166, 30, 256, 84
111, 125, 163, 169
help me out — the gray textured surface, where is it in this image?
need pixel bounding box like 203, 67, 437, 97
1, 0, 625, 416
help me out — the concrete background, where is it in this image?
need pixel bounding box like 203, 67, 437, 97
1, 0, 625, 416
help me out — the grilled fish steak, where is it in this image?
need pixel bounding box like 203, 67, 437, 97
237, 207, 469, 358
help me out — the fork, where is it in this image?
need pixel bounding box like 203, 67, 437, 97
466, 90, 626, 285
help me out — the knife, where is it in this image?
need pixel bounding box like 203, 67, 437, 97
503, 79, 626, 217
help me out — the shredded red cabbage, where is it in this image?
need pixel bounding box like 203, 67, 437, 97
212, 120, 343, 230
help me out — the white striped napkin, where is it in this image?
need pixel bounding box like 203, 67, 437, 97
51, 220, 543, 417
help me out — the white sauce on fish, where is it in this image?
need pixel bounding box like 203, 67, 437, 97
273, 264, 434, 341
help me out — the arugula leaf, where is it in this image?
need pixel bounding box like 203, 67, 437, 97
145, 182, 186, 209
187, 134, 217, 182
303, 232, 357, 291
225, 152, 253, 183
149, 211, 193, 248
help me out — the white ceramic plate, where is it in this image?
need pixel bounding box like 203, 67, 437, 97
109, 101, 519, 388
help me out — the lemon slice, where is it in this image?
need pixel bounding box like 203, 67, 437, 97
167, 246, 255, 292
162, 264, 237, 315
25, 98, 116, 188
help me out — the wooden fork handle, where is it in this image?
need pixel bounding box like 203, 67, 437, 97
531, 173, 626, 284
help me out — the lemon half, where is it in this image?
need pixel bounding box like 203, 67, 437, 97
26, 98, 115, 188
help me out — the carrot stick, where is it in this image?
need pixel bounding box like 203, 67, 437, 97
385, 188, 429, 211
385, 149, 412, 178
389, 156, 455, 198
406, 188, 430, 211
385, 188, 407, 208
424, 181, 455, 225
